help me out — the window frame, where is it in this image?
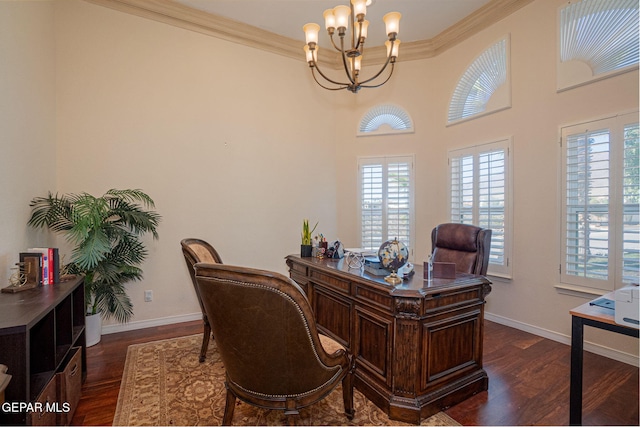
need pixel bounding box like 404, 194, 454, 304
357, 155, 415, 257
559, 111, 639, 292
448, 138, 513, 278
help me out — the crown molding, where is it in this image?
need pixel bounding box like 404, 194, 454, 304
83, 0, 535, 68
83, 0, 305, 60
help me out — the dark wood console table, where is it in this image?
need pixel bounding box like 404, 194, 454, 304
0, 277, 86, 425
285, 255, 492, 423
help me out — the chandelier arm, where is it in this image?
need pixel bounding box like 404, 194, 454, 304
339, 36, 356, 84
328, 33, 344, 52
359, 63, 395, 88
358, 51, 394, 86
311, 68, 348, 91
312, 61, 350, 87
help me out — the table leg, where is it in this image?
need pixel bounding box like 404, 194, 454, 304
569, 315, 584, 425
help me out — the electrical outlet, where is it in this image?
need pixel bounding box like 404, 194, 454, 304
144, 290, 153, 302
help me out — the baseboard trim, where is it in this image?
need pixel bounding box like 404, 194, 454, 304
486, 312, 639, 367
101, 312, 202, 335
101, 311, 638, 367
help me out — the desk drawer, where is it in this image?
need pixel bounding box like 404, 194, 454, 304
310, 270, 350, 294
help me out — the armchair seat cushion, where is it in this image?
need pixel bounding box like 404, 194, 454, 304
319, 334, 345, 355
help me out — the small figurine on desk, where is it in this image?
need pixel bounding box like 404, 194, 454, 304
346, 251, 365, 269
402, 262, 415, 278
2, 261, 38, 293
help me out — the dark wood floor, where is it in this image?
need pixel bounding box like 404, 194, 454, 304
71, 320, 638, 426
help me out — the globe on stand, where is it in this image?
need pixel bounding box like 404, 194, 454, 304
377, 238, 409, 285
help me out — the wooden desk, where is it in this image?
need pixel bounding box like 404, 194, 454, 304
569, 293, 639, 425
285, 255, 492, 424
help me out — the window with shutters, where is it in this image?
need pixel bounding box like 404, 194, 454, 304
560, 112, 639, 292
449, 139, 512, 277
358, 156, 414, 254
558, 0, 639, 91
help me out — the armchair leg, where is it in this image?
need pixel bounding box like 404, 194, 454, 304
342, 368, 355, 420
284, 399, 299, 426
199, 318, 212, 363
222, 385, 236, 425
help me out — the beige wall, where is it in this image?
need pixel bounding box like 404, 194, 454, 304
0, 1, 57, 280
1, 0, 638, 362
52, 0, 339, 327
335, 0, 639, 361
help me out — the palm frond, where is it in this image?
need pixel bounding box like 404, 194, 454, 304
92, 280, 133, 323
28, 193, 75, 232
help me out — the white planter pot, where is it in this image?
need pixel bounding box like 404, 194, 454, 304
85, 312, 102, 347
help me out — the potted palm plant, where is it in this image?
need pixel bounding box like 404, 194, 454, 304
27, 189, 161, 346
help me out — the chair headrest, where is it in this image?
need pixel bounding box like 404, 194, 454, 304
434, 223, 482, 252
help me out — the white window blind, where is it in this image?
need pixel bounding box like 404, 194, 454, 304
448, 36, 510, 125
358, 104, 414, 136
359, 156, 414, 253
560, 112, 639, 291
558, 0, 639, 90
449, 139, 511, 277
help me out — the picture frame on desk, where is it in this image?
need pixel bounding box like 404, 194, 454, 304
20, 253, 42, 285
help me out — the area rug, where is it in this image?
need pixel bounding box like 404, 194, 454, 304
113, 334, 460, 426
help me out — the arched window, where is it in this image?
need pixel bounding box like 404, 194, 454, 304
357, 104, 414, 137
558, 0, 639, 91
448, 36, 511, 125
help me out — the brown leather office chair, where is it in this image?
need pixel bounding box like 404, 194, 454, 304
180, 238, 223, 362
431, 223, 492, 276
194, 263, 355, 426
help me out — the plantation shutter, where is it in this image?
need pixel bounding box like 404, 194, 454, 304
563, 127, 611, 287
387, 161, 411, 246
359, 156, 414, 253
478, 148, 506, 267
361, 163, 383, 251
622, 123, 640, 284
449, 139, 511, 277
560, 113, 639, 291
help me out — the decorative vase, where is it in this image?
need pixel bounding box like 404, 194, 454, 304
300, 244, 313, 257
85, 312, 102, 347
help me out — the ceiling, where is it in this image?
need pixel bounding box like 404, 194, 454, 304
174, 0, 493, 47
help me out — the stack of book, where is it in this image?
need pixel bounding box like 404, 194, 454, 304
19, 248, 60, 285
364, 257, 388, 276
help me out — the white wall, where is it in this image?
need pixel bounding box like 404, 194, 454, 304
0, 1, 57, 282
52, 0, 339, 328
334, 0, 639, 361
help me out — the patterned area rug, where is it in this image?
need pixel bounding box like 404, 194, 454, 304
113, 334, 461, 426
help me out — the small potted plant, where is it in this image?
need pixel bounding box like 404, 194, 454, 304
300, 219, 317, 257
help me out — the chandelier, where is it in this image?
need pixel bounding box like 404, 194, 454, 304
303, 0, 401, 93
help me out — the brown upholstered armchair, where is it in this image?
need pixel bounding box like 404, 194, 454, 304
180, 238, 223, 363
431, 223, 492, 276
194, 263, 355, 426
